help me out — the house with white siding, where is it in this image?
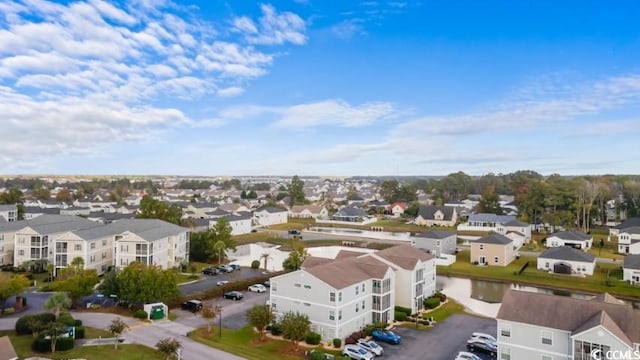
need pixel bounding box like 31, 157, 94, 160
253, 206, 288, 226
53, 225, 117, 275
457, 213, 515, 234
617, 227, 640, 255
414, 205, 458, 227
623, 255, 640, 285
211, 213, 252, 235
497, 289, 640, 360
537, 246, 596, 276
546, 230, 593, 250
289, 205, 328, 219
413, 229, 457, 257
0, 205, 17, 222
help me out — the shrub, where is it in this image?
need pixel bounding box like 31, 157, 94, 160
251, 260, 260, 269
134, 309, 148, 319
333, 338, 342, 348
344, 330, 364, 345
424, 297, 441, 309
394, 311, 407, 322
363, 324, 375, 336
32, 337, 75, 353
309, 350, 326, 360
74, 319, 83, 327
74, 326, 85, 339
270, 323, 282, 336
419, 320, 431, 325
58, 313, 75, 326
394, 306, 412, 316
16, 313, 56, 335
305, 332, 321, 345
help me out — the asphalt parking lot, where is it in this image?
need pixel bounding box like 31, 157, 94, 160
379, 314, 496, 360
179, 268, 266, 296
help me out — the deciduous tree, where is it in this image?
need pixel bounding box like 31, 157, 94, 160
0, 273, 30, 313
200, 305, 219, 334
248, 304, 274, 340
280, 311, 310, 348
117, 262, 179, 305
288, 175, 305, 207
108, 317, 128, 350
156, 337, 181, 360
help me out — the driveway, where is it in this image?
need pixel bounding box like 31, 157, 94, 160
175, 290, 269, 329
179, 268, 265, 296
380, 314, 496, 360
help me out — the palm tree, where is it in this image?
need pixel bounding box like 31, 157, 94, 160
213, 240, 226, 264
44, 292, 71, 319
260, 252, 271, 271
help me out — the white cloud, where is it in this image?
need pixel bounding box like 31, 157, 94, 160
273, 99, 397, 128
234, 4, 307, 45
330, 20, 366, 40
0, 1, 306, 171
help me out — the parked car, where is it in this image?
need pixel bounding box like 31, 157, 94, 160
248, 284, 267, 293
455, 351, 482, 360
466, 339, 497, 358
223, 291, 244, 300
469, 332, 497, 344
216, 280, 229, 286
371, 329, 401, 345
288, 229, 301, 235
229, 264, 241, 271
341, 344, 374, 360
219, 265, 234, 273
181, 299, 203, 313
263, 280, 271, 288
251, 229, 258, 233
202, 267, 218, 276
356, 339, 383, 356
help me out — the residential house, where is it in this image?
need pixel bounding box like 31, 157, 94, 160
13, 216, 100, 267
470, 234, 516, 266
414, 205, 458, 227
332, 206, 368, 222
253, 206, 288, 227
610, 217, 640, 236
623, 255, 640, 285
537, 246, 596, 276
497, 289, 640, 360
212, 213, 252, 235
269, 244, 436, 341
546, 230, 593, 250
457, 213, 516, 234
617, 227, 640, 255
114, 219, 189, 270
386, 202, 408, 217
60, 206, 91, 217
413, 229, 457, 257
289, 205, 329, 219
503, 219, 532, 243
23, 206, 60, 219
0, 205, 17, 222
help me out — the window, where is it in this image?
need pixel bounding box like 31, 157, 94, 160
120, 244, 128, 252
356, 303, 359, 312
102, 239, 107, 246
479, 244, 484, 250
304, 285, 311, 289
90, 242, 96, 250
294, 283, 301, 288
545, 262, 549, 268
329, 310, 335, 320
500, 347, 510, 360
494, 256, 499, 263
272, 281, 277, 291
362, 283, 365, 292
573, 340, 610, 360
436, 240, 441, 246
330, 292, 335, 302
75, 244, 81, 251
541, 330, 552, 345
356, 285, 359, 295
338, 292, 342, 302
90, 255, 96, 263
338, 310, 342, 320
362, 300, 365, 310
18, 250, 24, 256
500, 324, 511, 337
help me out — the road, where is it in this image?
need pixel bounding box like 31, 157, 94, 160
262, 229, 413, 246
175, 290, 269, 330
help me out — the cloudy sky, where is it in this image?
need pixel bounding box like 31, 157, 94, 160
1, 0, 639, 176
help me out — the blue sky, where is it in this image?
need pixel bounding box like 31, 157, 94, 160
1, 0, 639, 176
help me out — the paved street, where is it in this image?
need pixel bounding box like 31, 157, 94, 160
380, 314, 496, 360
179, 268, 265, 296
175, 290, 269, 329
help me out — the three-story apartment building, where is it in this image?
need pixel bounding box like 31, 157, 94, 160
0, 204, 17, 222
114, 219, 189, 269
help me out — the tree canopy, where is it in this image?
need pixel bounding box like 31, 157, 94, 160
288, 175, 305, 207
138, 195, 183, 225
117, 262, 179, 305
0, 273, 30, 313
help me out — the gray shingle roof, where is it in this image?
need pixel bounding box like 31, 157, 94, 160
112, 219, 187, 242
27, 217, 99, 235
0, 204, 17, 212
474, 233, 513, 245
615, 217, 640, 230
417, 205, 455, 221
539, 246, 595, 263
550, 230, 591, 241
304, 255, 390, 290
619, 226, 640, 235
24, 207, 60, 215
255, 206, 287, 214
503, 219, 528, 227
335, 206, 367, 217
416, 229, 455, 239
468, 213, 515, 223
623, 255, 640, 270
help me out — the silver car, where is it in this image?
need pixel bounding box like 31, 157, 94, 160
356, 339, 383, 356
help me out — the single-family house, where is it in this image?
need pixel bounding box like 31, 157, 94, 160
387, 202, 408, 217
457, 213, 516, 234
289, 205, 329, 219
23, 206, 60, 219
470, 234, 516, 267
253, 206, 288, 227
623, 255, 640, 285
537, 246, 596, 276
617, 227, 640, 255
414, 206, 458, 227
213, 213, 252, 235
497, 289, 640, 360
0, 205, 17, 222
610, 217, 640, 236
332, 206, 368, 222
413, 229, 457, 256
546, 230, 593, 250
60, 206, 91, 217
503, 219, 532, 243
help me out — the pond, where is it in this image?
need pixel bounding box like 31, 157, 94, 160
307, 226, 412, 242
436, 276, 638, 318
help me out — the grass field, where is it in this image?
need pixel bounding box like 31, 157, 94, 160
438, 250, 639, 298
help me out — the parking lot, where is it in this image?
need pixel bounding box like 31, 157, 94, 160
179, 267, 266, 296
378, 314, 496, 360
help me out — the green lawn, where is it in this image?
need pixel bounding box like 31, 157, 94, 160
84, 326, 113, 339
0, 329, 163, 360
438, 250, 639, 298
189, 326, 303, 360
176, 273, 201, 284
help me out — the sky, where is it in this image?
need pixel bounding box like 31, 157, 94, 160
1, 0, 640, 177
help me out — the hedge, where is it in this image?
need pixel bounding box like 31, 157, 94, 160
74, 319, 83, 327
424, 297, 441, 309
344, 330, 365, 345
394, 306, 412, 316
394, 311, 408, 322
32, 337, 74, 353
305, 332, 321, 345
134, 310, 148, 319
16, 313, 56, 335
333, 338, 342, 348
251, 260, 260, 269
74, 326, 85, 339
58, 313, 76, 326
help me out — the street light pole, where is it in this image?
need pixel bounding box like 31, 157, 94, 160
217, 305, 223, 339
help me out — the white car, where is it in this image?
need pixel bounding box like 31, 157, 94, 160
469, 332, 497, 344
216, 280, 229, 286
455, 351, 482, 360
341, 344, 374, 360
356, 339, 383, 356
248, 284, 267, 293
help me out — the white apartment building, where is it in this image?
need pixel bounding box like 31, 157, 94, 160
270, 244, 435, 341
0, 204, 17, 222
54, 225, 118, 276
497, 290, 640, 360
210, 213, 252, 236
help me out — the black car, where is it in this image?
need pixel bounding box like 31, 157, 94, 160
223, 291, 244, 300
263, 280, 271, 288
466, 339, 497, 358
288, 229, 301, 235
181, 299, 203, 313
202, 267, 218, 276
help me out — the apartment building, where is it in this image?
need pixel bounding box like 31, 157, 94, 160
497, 289, 640, 360
0, 204, 17, 222
269, 244, 435, 341
53, 225, 118, 276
